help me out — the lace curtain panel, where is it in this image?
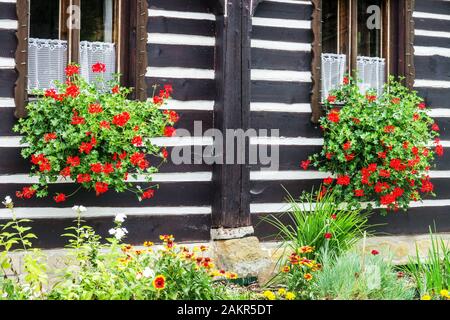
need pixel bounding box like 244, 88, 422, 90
321, 53, 346, 101
28, 38, 68, 91
356, 56, 385, 97
28, 38, 116, 91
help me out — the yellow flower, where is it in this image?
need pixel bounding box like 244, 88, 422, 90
440, 289, 449, 298
263, 291, 276, 300
421, 294, 432, 300
278, 288, 286, 296
227, 272, 238, 280
282, 266, 290, 273
304, 273, 313, 281
285, 292, 296, 300
152, 275, 166, 290
299, 246, 314, 254
143, 241, 154, 247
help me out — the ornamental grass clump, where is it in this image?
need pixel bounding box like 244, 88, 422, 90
303, 76, 441, 214
14, 63, 178, 203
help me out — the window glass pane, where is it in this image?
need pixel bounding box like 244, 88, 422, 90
81, 0, 115, 42
322, 1, 338, 54
357, 0, 382, 57
30, 0, 60, 39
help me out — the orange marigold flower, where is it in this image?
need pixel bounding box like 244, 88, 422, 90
304, 273, 313, 281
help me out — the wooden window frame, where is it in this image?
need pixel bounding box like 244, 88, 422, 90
311, 0, 415, 123
14, 0, 148, 118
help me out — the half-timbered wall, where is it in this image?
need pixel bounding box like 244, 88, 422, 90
0, 0, 449, 248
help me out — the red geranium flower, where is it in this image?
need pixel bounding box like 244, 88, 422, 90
44, 133, 57, 142
379, 169, 391, 178
436, 144, 444, 157
100, 121, 111, 129
390, 158, 406, 171
354, 189, 364, 197
65, 84, 80, 98
327, 109, 340, 123
366, 94, 377, 102
384, 125, 395, 133
301, 160, 311, 170
79, 142, 94, 154
71, 114, 86, 125
88, 103, 103, 114
343, 77, 349, 85
60, 167, 71, 177
103, 163, 114, 175
164, 110, 180, 123
336, 175, 350, 186
112, 85, 120, 94
67, 156, 80, 167
326, 152, 334, 160
16, 186, 36, 199
391, 97, 401, 104
65, 64, 79, 77
54, 193, 66, 203
112, 112, 131, 127
377, 151, 387, 159
161, 148, 168, 159
90, 163, 103, 174
324, 233, 332, 239
95, 182, 109, 196
418, 102, 426, 110
164, 126, 176, 137
368, 163, 377, 172
413, 113, 420, 121
327, 95, 336, 103
374, 182, 390, 193
77, 174, 91, 183
323, 177, 333, 185
345, 153, 355, 162
420, 178, 434, 193
92, 62, 106, 73
380, 193, 396, 205
132, 136, 143, 146
432, 123, 440, 131
343, 141, 351, 151
142, 189, 155, 200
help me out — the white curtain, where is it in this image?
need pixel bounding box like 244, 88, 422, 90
104, 0, 114, 43
80, 41, 116, 83
357, 56, 385, 97
321, 53, 346, 101
28, 38, 68, 91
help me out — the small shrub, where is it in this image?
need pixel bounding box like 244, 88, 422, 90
306, 76, 441, 214
404, 229, 449, 300
262, 188, 371, 261
312, 251, 415, 300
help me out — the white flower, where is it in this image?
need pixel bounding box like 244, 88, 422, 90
114, 228, 128, 241
143, 267, 155, 279
72, 205, 87, 212
2, 196, 12, 206
109, 228, 116, 235
115, 213, 127, 223
2, 292, 7, 298
136, 272, 143, 280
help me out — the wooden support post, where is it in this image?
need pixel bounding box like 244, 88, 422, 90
211, 0, 253, 238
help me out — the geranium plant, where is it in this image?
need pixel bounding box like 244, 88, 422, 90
14, 63, 179, 203
304, 76, 441, 214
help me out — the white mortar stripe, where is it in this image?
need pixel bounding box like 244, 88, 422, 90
415, 29, 450, 39
251, 39, 311, 52
428, 108, 450, 117
266, 0, 311, 4
251, 102, 311, 113
0, 57, 14, 69
146, 67, 215, 79
250, 136, 324, 146
148, 33, 215, 46
0, 172, 212, 184
0, 0, 17, 3
251, 171, 330, 180
414, 46, 450, 57
413, 11, 450, 21
414, 79, 450, 89
0, 136, 214, 148
0, 19, 17, 29
148, 9, 216, 21
0, 98, 14, 108
252, 69, 311, 82
159, 100, 214, 111
0, 206, 212, 220
252, 17, 310, 29
250, 199, 450, 214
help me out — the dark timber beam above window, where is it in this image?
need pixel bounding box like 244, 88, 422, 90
211, 0, 253, 237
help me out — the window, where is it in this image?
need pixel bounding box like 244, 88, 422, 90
15, 0, 148, 118
28, 0, 117, 91
311, 0, 415, 121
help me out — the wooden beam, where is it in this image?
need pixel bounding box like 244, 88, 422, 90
14, 0, 29, 119
68, 0, 80, 64
310, 0, 322, 123
212, 0, 252, 230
